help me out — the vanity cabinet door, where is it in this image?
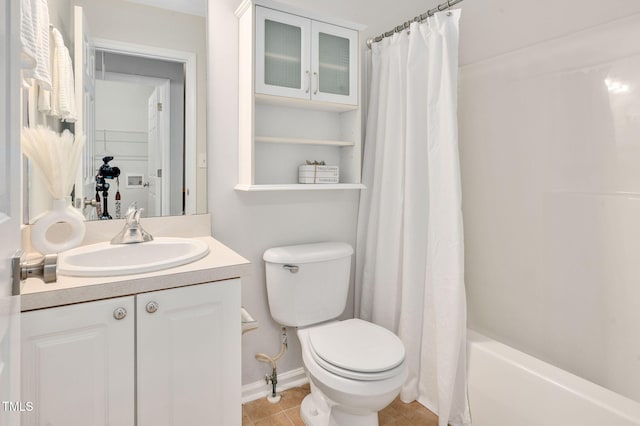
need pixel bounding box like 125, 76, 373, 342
21, 296, 135, 426
136, 279, 241, 426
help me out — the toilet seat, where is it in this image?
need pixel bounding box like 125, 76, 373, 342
308, 319, 405, 381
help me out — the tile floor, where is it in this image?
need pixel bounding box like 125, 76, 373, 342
242, 384, 441, 426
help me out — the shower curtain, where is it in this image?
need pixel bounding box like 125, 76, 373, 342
355, 10, 470, 426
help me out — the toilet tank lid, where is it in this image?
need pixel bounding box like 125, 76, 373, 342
263, 242, 353, 264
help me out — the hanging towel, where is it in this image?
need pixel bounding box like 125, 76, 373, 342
44, 28, 77, 122
21, 0, 51, 90
38, 79, 51, 114
20, 0, 37, 71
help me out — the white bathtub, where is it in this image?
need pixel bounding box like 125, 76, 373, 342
467, 330, 640, 426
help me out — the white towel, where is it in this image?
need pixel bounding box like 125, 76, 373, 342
22, 0, 51, 90
38, 81, 51, 113
20, 0, 37, 71
46, 28, 77, 122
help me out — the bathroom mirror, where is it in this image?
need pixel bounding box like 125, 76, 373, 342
25, 0, 207, 223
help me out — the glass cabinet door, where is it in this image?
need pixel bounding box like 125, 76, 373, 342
311, 21, 358, 105
255, 7, 311, 99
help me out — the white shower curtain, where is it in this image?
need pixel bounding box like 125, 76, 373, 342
355, 10, 470, 426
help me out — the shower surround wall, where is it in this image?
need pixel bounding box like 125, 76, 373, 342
459, 13, 640, 403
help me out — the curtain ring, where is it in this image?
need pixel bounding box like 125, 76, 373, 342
446, 0, 453, 16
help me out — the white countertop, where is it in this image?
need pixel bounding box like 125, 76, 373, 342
21, 236, 250, 311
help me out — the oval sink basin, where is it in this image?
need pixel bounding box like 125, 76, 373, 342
57, 237, 210, 277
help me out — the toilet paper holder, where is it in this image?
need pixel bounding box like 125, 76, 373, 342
241, 307, 258, 335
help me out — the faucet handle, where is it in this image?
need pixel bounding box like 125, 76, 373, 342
123, 202, 145, 225
125, 202, 138, 222
133, 207, 144, 223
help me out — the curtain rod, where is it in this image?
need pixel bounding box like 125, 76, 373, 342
366, 0, 465, 49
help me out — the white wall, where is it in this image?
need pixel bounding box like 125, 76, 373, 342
456, 0, 640, 65
95, 80, 151, 131
459, 7, 640, 403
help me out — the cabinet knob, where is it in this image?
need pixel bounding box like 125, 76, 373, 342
146, 301, 159, 314
113, 307, 127, 320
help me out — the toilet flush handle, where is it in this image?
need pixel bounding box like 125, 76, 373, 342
283, 264, 299, 273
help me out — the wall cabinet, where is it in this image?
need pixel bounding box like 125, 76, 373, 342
236, 0, 365, 191
21, 280, 241, 426
255, 6, 358, 105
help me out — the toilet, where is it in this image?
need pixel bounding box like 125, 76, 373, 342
263, 242, 407, 426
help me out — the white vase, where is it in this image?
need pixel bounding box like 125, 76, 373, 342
31, 198, 86, 254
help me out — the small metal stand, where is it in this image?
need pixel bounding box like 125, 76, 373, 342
95, 156, 121, 220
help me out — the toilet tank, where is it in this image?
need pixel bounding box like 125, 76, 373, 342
263, 242, 354, 327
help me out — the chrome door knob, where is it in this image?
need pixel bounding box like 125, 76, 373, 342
113, 307, 127, 320
146, 301, 159, 313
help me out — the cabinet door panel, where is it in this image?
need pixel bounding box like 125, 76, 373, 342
137, 280, 241, 426
255, 6, 311, 99
311, 21, 358, 105
21, 297, 135, 426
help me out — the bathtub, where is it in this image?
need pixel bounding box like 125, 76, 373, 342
467, 330, 640, 426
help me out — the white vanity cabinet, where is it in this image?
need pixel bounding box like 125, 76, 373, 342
255, 6, 358, 105
21, 279, 241, 426
236, 0, 365, 191
136, 281, 240, 426
21, 296, 136, 426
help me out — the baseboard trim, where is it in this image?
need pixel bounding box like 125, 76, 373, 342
242, 367, 309, 403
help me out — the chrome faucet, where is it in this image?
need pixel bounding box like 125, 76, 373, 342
110, 203, 153, 244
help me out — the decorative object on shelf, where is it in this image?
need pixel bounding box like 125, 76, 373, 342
299, 161, 339, 184
30, 197, 85, 254
22, 127, 86, 254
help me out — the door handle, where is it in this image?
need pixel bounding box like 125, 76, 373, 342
313, 72, 319, 95
305, 70, 310, 93
11, 250, 57, 295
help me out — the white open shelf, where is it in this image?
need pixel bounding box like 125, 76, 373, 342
235, 183, 366, 192
255, 136, 354, 146
255, 93, 358, 113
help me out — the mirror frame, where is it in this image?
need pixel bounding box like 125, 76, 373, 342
92, 37, 197, 215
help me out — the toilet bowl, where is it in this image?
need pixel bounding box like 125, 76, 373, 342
263, 242, 407, 426
297, 319, 407, 426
